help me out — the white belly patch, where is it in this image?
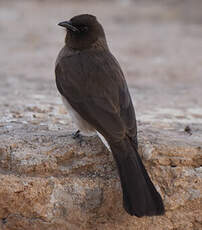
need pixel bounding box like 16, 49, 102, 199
61, 96, 110, 150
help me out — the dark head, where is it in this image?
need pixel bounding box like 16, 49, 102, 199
58, 14, 107, 50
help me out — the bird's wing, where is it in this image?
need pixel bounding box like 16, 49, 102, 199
55, 50, 137, 142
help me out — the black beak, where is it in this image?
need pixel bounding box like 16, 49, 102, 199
58, 21, 80, 32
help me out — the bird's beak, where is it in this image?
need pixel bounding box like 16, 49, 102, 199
58, 21, 80, 32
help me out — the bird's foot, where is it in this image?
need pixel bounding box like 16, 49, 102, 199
72, 130, 81, 139
72, 130, 84, 146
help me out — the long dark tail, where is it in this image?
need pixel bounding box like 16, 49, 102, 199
109, 137, 165, 217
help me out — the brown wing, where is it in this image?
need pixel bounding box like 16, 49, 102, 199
55, 49, 137, 142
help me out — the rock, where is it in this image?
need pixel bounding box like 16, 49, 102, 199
0, 122, 201, 230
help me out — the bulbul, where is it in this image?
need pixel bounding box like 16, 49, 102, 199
55, 14, 164, 217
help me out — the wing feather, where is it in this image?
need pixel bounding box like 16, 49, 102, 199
55, 50, 137, 142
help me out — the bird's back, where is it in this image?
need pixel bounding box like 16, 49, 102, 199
55, 46, 137, 142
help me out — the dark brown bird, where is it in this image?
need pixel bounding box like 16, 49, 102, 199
55, 14, 164, 217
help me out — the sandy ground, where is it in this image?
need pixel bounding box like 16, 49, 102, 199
0, 0, 202, 130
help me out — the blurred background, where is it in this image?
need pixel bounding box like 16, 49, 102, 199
0, 0, 202, 126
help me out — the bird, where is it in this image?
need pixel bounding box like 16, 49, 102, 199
55, 14, 165, 217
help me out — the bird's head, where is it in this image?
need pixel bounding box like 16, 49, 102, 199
58, 14, 107, 50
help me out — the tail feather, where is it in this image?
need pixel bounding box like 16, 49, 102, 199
110, 137, 165, 217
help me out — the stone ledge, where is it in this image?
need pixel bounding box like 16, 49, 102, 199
0, 122, 201, 230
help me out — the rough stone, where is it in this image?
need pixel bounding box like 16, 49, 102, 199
0, 0, 202, 229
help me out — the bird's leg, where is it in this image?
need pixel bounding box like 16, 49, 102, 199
72, 129, 81, 139
72, 130, 84, 146
57, 130, 80, 138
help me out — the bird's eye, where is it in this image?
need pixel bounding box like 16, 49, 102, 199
80, 26, 88, 33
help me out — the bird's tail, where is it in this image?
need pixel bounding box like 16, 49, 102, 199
109, 136, 165, 217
